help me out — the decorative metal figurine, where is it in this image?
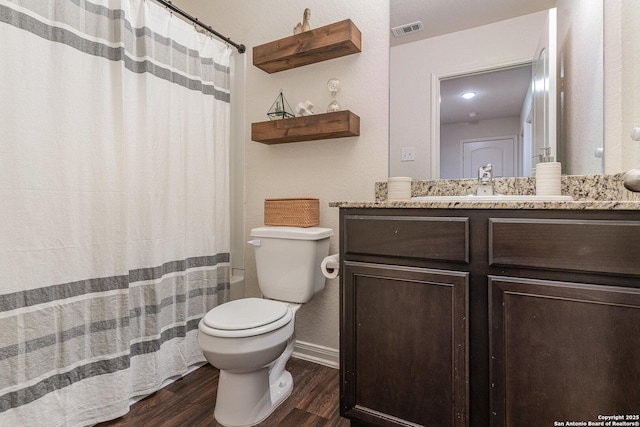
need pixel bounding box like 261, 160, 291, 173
267, 90, 295, 120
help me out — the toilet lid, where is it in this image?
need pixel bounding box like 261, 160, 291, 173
203, 298, 289, 331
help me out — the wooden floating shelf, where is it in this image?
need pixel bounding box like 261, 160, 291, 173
253, 19, 362, 73
251, 110, 360, 144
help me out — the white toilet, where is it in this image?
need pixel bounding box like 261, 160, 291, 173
197, 226, 333, 427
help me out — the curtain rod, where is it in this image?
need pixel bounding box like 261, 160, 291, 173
153, 0, 246, 53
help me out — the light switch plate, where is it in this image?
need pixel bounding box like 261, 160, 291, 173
401, 147, 415, 162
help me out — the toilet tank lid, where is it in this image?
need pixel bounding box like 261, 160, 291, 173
250, 226, 333, 240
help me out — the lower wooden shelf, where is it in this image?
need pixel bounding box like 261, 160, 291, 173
251, 110, 360, 144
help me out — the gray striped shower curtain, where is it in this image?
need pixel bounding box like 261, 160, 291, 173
0, 0, 231, 425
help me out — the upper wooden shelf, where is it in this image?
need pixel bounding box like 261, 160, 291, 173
253, 19, 362, 73
251, 110, 360, 144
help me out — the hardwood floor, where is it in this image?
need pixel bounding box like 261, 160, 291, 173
97, 358, 350, 427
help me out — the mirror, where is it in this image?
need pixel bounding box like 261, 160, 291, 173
389, 0, 604, 180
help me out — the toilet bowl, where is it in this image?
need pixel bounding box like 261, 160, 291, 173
198, 298, 298, 427
197, 226, 333, 427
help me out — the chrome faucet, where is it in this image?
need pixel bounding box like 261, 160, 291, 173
476, 164, 495, 196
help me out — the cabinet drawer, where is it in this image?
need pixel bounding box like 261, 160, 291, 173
344, 215, 469, 263
489, 218, 640, 276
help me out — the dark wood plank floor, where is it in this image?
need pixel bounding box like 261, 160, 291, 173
97, 357, 350, 427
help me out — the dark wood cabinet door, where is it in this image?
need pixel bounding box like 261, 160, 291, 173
341, 262, 469, 427
489, 276, 640, 427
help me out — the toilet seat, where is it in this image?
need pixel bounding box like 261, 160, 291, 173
202, 298, 293, 338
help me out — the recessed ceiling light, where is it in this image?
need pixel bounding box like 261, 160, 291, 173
461, 91, 477, 99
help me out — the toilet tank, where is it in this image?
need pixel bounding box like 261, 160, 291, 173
249, 226, 333, 303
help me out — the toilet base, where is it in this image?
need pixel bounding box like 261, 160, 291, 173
269, 369, 293, 412
214, 367, 293, 427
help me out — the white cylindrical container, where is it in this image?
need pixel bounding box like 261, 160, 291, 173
388, 176, 412, 201
536, 162, 561, 196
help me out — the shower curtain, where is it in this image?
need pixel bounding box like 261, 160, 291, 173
0, 0, 231, 425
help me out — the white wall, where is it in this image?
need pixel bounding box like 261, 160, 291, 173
604, 0, 640, 174
556, 0, 604, 175
229, 53, 246, 278
622, 0, 640, 170
390, 12, 547, 180
173, 0, 390, 357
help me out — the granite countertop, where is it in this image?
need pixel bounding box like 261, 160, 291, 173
330, 174, 640, 211
329, 199, 640, 210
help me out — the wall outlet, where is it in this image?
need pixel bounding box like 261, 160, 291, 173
401, 147, 415, 162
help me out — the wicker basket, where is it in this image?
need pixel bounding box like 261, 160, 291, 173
264, 198, 320, 227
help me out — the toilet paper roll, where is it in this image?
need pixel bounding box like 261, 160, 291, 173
321, 254, 340, 279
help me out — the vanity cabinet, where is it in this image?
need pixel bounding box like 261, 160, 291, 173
342, 263, 468, 427
487, 217, 640, 427
340, 214, 471, 427
339, 208, 640, 427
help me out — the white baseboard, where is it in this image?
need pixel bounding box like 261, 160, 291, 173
292, 340, 339, 369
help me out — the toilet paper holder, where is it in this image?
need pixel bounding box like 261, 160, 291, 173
321, 254, 340, 279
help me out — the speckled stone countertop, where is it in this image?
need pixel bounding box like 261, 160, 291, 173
329, 174, 640, 210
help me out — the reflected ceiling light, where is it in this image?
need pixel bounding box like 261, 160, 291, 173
468, 112, 478, 118
461, 91, 476, 99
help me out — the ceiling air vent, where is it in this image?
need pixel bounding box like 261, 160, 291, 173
391, 21, 423, 37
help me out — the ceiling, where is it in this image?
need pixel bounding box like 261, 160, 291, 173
390, 0, 556, 47
440, 65, 532, 125
391, 0, 555, 124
